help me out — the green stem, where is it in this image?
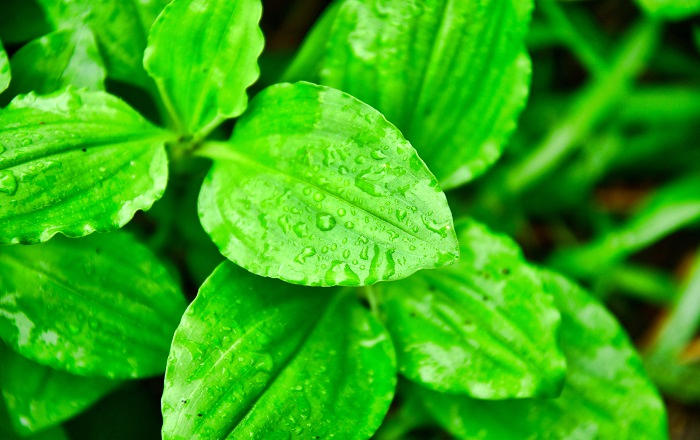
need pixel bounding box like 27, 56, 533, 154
502, 18, 659, 194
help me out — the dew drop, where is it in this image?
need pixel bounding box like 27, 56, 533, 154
344, 221, 354, 229
0, 171, 18, 195
313, 192, 325, 202
292, 222, 309, 238
294, 246, 316, 264
316, 213, 336, 231
342, 249, 351, 259
395, 209, 407, 221
337, 208, 346, 217
370, 149, 386, 160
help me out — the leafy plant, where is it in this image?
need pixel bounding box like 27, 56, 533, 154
0, 0, 696, 438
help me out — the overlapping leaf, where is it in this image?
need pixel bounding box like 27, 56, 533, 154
0, 88, 172, 244
198, 82, 458, 286
372, 218, 565, 398
417, 270, 668, 439
0, 344, 119, 434
4, 27, 105, 99
162, 263, 396, 439
0, 399, 68, 440
144, 0, 264, 135
37, 0, 169, 88
0, 233, 186, 378
285, 0, 533, 188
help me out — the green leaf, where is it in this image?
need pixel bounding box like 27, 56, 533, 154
0, 399, 68, 440
285, 0, 533, 189
162, 262, 396, 440
550, 174, 700, 279
0, 41, 9, 94
4, 27, 105, 99
198, 82, 459, 286
144, 0, 264, 135
417, 270, 668, 440
636, 0, 700, 19
372, 218, 565, 398
37, 0, 169, 88
0, 344, 119, 434
0, 88, 172, 244
0, 232, 186, 379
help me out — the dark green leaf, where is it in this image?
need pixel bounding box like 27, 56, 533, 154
198, 82, 459, 286
0, 0, 52, 45
285, 0, 533, 189
417, 270, 668, 440
550, 175, 700, 279
144, 0, 264, 135
0, 344, 119, 434
0, 232, 186, 378
37, 0, 169, 88
5, 27, 105, 98
0, 399, 68, 440
162, 262, 396, 440
372, 218, 565, 398
0, 88, 172, 244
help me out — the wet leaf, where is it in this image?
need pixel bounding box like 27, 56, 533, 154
373, 218, 565, 398
162, 262, 396, 440
0, 88, 172, 244
285, 0, 533, 189
198, 82, 458, 286
0, 41, 9, 94
0, 232, 186, 379
4, 27, 105, 98
417, 270, 668, 440
144, 0, 264, 135
0, 344, 119, 434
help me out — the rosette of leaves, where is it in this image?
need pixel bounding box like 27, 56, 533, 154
0, 0, 668, 439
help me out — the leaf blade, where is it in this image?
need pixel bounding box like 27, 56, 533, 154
198, 82, 459, 286
0, 232, 186, 379
0, 88, 171, 244
162, 262, 396, 439
144, 0, 264, 135
286, 0, 533, 188
373, 218, 565, 398
417, 270, 668, 440
0, 41, 9, 94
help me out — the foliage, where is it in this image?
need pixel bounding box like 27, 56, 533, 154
1, 0, 698, 438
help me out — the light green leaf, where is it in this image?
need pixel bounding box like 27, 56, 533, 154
5, 27, 105, 98
550, 174, 700, 279
417, 270, 668, 440
372, 218, 565, 398
0, 232, 186, 379
162, 262, 396, 440
198, 82, 459, 286
636, 0, 700, 19
285, 0, 533, 189
0, 41, 9, 94
0, 344, 119, 434
144, 0, 264, 135
0, 88, 172, 244
37, 0, 169, 88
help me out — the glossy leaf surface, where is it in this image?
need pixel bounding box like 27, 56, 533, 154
418, 270, 668, 439
199, 82, 458, 286
37, 0, 169, 87
0, 42, 9, 94
285, 0, 533, 188
0, 344, 119, 434
5, 27, 105, 98
162, 262, 396, 440
636, 0, 700, 19
0, 88, 171, 244
144, 0, 264, 135
0, 233, 186, 378
373, 218, 565, 398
